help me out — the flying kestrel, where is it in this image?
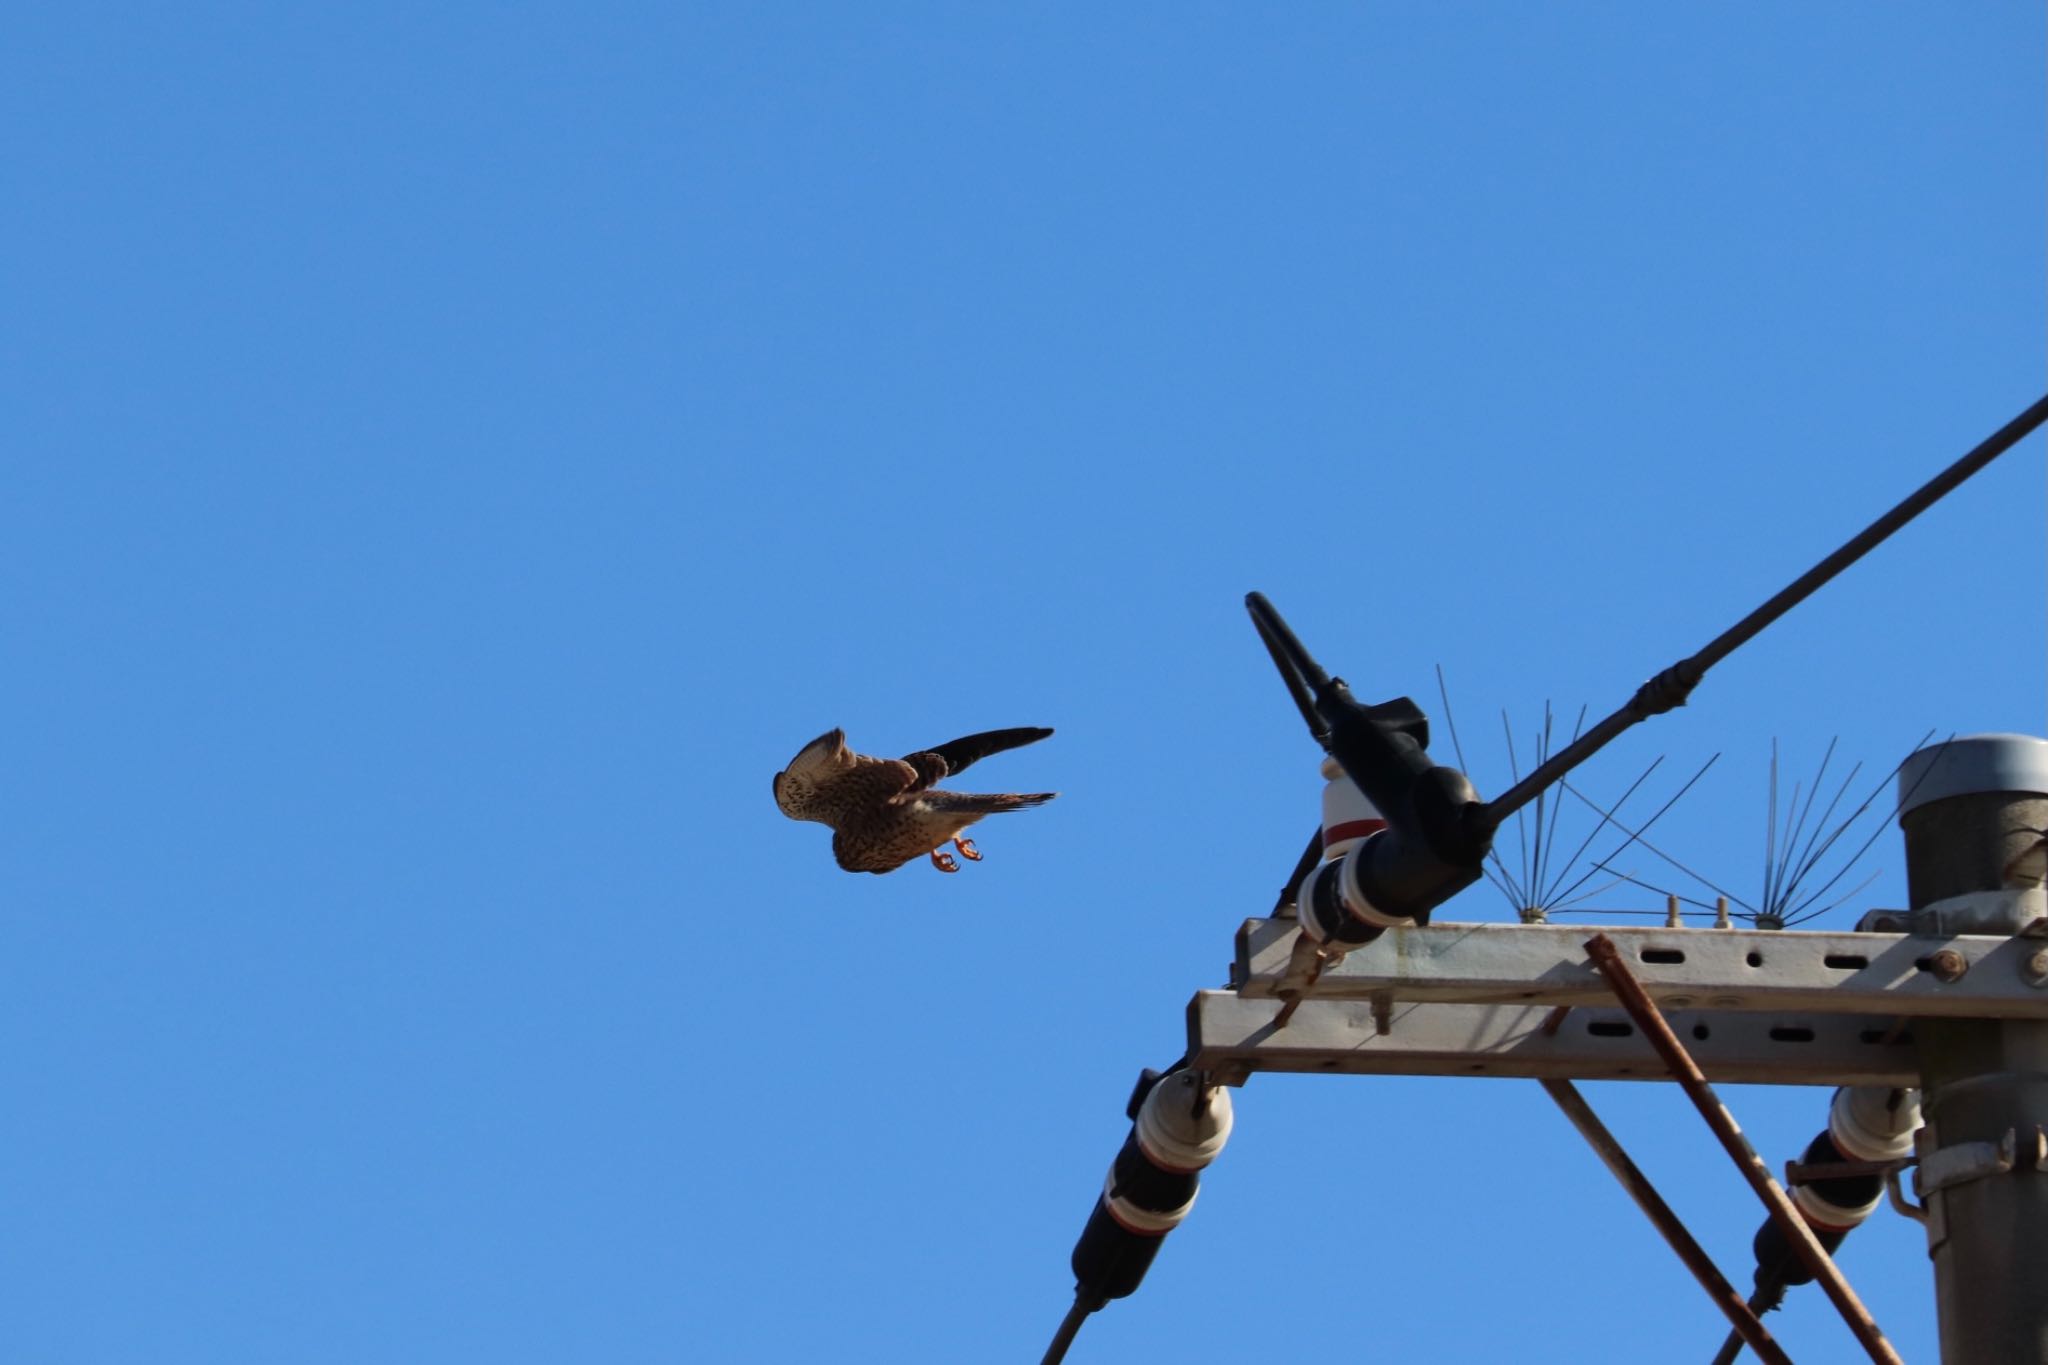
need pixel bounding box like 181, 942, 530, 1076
773, 726, 1056, 873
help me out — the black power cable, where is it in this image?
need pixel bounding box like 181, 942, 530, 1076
1040, 1293, 1103, 1365
1257, 392, 2048, 915
1484, 392, 2048, 828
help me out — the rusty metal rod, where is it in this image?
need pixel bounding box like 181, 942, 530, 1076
1270, 936, 1330, 1030
1583, 933, 1904, 1365
1786, 1158, 1909, 1186
1539, 1076, 1791, 1365
1711, 1290, 1782, 1365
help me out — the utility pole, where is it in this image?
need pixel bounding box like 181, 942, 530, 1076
1043, 395, 2048, 1362
1898, 734, 2048, 1364
1170, 732, 2048, 1362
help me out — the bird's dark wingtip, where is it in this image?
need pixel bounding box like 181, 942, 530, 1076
922, 725, 1055, 776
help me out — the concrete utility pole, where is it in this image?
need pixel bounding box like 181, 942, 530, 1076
1898, 734, 2048, 1365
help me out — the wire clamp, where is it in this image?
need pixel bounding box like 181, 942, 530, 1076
1914, 1126, 2047, 1199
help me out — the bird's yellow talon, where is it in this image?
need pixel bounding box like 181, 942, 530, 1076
930, 849, 960, 873
954, 837, 982, 862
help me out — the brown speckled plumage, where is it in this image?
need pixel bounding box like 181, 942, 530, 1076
773, 727, 1056, 873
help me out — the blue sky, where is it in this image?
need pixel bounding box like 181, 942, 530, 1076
3, 5, 2041, 1361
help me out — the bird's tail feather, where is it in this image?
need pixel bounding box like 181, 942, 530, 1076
924, 791, 1057, 814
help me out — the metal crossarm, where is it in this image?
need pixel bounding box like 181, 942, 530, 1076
1187, 992, 1918, 1087
1233, 917, 2048, 1019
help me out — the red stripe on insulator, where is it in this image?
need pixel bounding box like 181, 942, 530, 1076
1324, 819, 1387, 845
1133, 1139, 1204, 1177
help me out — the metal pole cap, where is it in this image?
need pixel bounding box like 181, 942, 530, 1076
1896, 733, 2048, 820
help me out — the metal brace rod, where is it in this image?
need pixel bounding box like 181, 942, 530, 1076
1583, 933, 1904, 1365
1540, 1072, 1791, 1365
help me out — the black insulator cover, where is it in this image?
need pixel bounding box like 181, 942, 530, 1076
1108, 1131, 1199, 1213
1303, 857, 1384, 946
1071, 1198, 1166, 1301
1752, 1217, 1850, 1291
1124, 1069, 1166, 1121
1794, 1130, 1884, 1222
1316, 684, 1490, 923
1751, 1131, 1866, 1289
1352, 812, 1484, 923
1069, 1129, 1203, 1303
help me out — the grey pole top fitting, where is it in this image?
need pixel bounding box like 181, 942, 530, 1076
1897, 733, 2048, 820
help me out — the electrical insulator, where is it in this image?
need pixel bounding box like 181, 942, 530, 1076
1317, 689, 1489, 926
1245, 594, 1492, 927
1747, 1086, 1921, 1307
1318, 754, 1388, 858
1064, 1067, 1233, 1312
1298, 757, 1409, 947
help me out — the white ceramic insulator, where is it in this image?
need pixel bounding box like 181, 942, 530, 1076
1792, 1178, 1881, 1232
1319, 755, 1388, 860
1829, 1085, 1922, 1163
1134, 1073, 1234, 1173
1102, 1171, 1196, 1234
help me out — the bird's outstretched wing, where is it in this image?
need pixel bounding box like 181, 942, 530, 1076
904, 727, 1054, 788
773, 728, 917, 824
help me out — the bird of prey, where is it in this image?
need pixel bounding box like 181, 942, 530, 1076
773, 726, 1056, 874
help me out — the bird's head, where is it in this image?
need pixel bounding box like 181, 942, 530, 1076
772, 727, 850, 818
